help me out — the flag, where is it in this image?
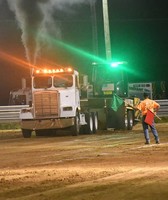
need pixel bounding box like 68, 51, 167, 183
111, 94, 124, 112
144, 109, 155, 126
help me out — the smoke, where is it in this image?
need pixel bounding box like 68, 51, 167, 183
7, 0, 96, 65
7, 0, 46, 64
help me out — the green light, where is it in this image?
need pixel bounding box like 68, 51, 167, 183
110, 61, 127, 68
40, 34, 142, 78
111, 62, 119, 68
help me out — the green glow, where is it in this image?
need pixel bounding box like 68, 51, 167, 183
50, 37, 108, 65
111, 61, 128, 68
111, 62, 119, 68
43, 34, 142, 79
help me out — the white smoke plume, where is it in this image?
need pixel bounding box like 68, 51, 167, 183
6, 0, 96, 65
7, 0, 47, 64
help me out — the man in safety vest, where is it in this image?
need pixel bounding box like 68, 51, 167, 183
136, 93, 160, 144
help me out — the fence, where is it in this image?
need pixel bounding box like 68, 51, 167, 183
0, 105, 29, 122
155, 99, 168, 117
0, 100, 168, 122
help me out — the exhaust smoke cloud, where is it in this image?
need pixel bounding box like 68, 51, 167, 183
6, 0, 96, 65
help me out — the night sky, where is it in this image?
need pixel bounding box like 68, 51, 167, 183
0, 0, 168, 105
108, 0, 168, 81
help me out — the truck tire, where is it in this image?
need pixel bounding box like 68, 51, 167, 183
85, 112, 94, 134
127, 110, 134, 130
91, 112, 98, 133
22, 129, 32, 138
71, 112, 80, 136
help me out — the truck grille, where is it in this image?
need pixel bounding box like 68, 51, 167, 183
34, 91, 59, 118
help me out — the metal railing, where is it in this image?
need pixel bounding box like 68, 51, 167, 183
0, 105, 29, 122
155, 99, 168, 117
0, 100, 168, 122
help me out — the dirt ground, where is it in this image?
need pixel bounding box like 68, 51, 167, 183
0, 123, 168, 200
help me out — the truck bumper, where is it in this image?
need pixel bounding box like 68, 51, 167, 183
21, 118, 74, 130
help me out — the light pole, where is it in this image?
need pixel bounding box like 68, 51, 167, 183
102, 0, 112, 61
89, 0, 99, 58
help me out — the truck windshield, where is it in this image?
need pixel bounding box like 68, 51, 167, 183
33, 76, 52, 89
54, 74, 73, 87
33, 75, 73, 88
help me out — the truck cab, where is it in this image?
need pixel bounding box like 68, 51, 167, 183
20, 67, 81, 137
91, 62, 127, 97
32, 67, 80, 118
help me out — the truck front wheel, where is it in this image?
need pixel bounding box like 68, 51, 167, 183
22, 129, 32, 138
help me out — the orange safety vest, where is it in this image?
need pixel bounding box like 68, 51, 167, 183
137, 98, 160, 116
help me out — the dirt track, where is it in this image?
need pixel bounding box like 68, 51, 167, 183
0, 123, 168, 200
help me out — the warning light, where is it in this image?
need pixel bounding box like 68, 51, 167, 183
43, 69, 48, 74
36, 70, 40, 74
66, 67, 73, 72
34, 67, 74, 75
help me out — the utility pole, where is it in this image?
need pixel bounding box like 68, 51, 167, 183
102, 0, 112, 61
90, 0, 99, 58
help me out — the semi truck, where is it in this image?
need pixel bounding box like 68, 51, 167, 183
19, 67, 99, 138
19, 65, 140, 138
